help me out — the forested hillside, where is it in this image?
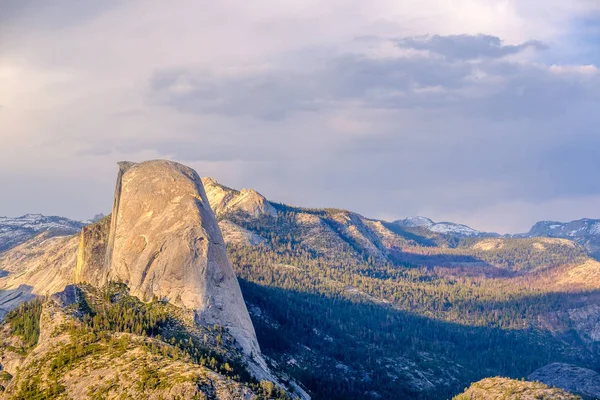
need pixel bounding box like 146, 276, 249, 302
228, 241, 600, 399
200, 178, 600, 399
0, 284, 291, 399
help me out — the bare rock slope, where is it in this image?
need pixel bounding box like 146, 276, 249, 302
201, 177, 277, 218
529, 363, 600, 399
0, 232, 79, 317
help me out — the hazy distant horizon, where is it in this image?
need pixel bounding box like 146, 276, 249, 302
1, 163, 598, 236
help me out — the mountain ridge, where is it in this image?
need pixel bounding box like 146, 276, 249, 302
1, 171, 599, 399
3, 186, 599, 258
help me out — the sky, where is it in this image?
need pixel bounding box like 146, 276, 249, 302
1, 1, 599, 233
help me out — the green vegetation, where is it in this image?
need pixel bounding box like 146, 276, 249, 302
73, 283, 254, 382
223, 210, 600, 400
1, 285, 291, 399
4, 298, 43, 351
399, 237, 589, 272
14, 373, 65, 400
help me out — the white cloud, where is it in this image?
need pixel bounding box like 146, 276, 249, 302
550, 64, 599, 76
0, 1, 599, 231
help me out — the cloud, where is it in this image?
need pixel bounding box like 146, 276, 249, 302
550, 64, 599, 75
1, 2, 600, 232
147, 52, 476, 119
149, 69, 317, 120
148, 35, 599, 121
395, 34, 547, 60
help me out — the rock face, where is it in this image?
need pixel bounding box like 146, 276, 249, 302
529, 363, 600, 399
454, 377, 580, 400
0, 160, 306, 396
103, 161, 261, 360
75, 215, 111, 286
201, 177, 277, 218
218, 220, 266, 246
567, 304, 600, 343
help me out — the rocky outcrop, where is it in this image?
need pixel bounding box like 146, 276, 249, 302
219, 220, 266, 246
529, 363, 600, 399
567, 304, 600, 344
294, 212, 353, 255
454, 377, 579, 400
328, 211, 389, 260
103, 161, 261, 363
75, 215, 111, 286
0, 294, 261, 400
202, 177, 277, 218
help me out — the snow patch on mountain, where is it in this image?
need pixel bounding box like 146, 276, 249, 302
428, 222, 481, 236
0, 214, 84, 252
394, 216, 487, 237
523, 219, 600, 260
526, 219, 600, 238
396, 216, 434, 228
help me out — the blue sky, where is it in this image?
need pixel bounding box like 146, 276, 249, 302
1, 1, 599, 233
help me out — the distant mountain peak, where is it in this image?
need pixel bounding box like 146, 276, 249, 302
394, 216, 492, 237
523, 218, 600, 258
396, 216, 435, 228
527, 218, 600, 236
0, 214, 84, 252
202, 176, 277, 218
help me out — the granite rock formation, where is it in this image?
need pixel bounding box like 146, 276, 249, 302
454, 377, 579, 400
101, 161, 261, 361
529, 363, 600, 399
201, 177, 277, 218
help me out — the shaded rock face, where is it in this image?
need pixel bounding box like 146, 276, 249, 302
568, 304, 600, 343
104, 160, 260, 359
75, 215, 111, 286
529, 363, 600, 399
